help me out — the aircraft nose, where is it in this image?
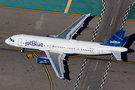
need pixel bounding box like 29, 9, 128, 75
5, 38, 9, 44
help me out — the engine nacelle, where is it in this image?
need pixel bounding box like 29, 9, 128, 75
36, 57, 51, 64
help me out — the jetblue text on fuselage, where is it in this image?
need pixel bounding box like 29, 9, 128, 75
25, 40, 43, 47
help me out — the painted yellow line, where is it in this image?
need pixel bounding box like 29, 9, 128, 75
0, 6, 64, 14
70, 55, 135, 64
0, 48, 53, 90
64, 0, 72, 13
26, 54, 34, 59
0, 6, 135, 22
43, 64, 53, 90
1, 48, 135, 64
0, 48, 45, 54
33, 53, 38, 57
95, 16, 100, 18
0, 6, 81, 16
33, 52, 53, 90
126, 19, 135, 22
111, 60, 135, 64
0, 6, 88, 16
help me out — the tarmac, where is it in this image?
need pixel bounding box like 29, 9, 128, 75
0, 0, 135, 90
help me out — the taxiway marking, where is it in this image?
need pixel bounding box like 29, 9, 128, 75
33, 53, 53, 90
1, 48, 135, 64
110, 17, 114, 26
118, 0, 121, 4
0, 6, 134, 21
87, 85, 90, 90
94, 62, 98, 71
43, 64, 53, 90
64, 0, 72, 13
0, 6, 80, 16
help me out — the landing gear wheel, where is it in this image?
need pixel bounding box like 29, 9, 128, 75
21, 48, 25, 52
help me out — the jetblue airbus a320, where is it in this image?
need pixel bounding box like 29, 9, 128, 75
5, 14, 127, 80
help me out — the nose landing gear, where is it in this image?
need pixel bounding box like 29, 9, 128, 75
21, 48, 25, 52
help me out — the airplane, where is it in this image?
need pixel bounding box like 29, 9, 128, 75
5, 14, 128, 80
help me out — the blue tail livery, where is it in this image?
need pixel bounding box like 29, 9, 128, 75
101, 30, 125, 47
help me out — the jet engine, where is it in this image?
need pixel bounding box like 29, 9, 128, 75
36, 57, 51, 64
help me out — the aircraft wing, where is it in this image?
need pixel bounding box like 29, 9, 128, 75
56, 14, 90, 39
44, 50, 66, 80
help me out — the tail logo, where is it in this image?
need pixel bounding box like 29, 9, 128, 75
101, 30, 125, 47
110, 41, 120, 44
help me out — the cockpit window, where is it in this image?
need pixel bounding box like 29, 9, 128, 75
9, 38, 14, 42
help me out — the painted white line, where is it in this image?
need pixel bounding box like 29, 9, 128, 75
110, 17, 114, 26
94, 62, 98, 71
118, 0, 120, 4
87, 85, 90, 90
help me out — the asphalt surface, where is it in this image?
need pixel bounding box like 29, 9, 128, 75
0, 8, 98, 90
0, 0, 135, 90
78, 0, 135, 90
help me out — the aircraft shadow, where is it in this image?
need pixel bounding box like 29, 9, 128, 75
63, 55, 71, 81
72, 16, 95, 39
63, 16, 95, 80
122, 33, 135, 62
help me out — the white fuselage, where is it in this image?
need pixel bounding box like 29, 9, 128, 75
5, 34, 127, 55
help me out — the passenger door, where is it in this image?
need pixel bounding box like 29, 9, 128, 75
18, 38, 22, 46
99, 47, 103, 54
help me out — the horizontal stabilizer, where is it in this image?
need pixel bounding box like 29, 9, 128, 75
110, 50, 121, 61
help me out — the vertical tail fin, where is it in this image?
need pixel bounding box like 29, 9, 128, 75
101, 30, 125, 47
